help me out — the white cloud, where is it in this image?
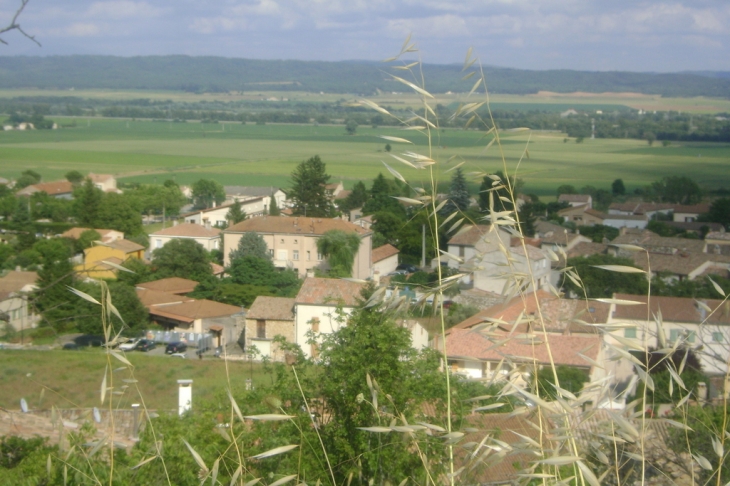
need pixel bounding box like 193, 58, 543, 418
387, 14, 470, 38
86, 1, 165, 20
189, 17, 247, 34
65, 22, 101, 37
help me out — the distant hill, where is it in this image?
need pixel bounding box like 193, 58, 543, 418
0, 56, 728, 98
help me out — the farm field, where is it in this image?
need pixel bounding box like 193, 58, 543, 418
0, 349, 270, 410
1, 118, 729, 196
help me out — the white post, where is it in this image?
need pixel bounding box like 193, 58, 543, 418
178, 379, 193, 416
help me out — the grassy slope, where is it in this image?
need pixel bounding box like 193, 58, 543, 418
0, 349, 270, 410
1, 119, 728, 196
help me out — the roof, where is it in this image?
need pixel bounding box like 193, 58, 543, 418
613, 293, 730, 325
630, 251, 730, 276
566, 242, 609, 259
105, 239, 145, 253
247, 296, 295, 320
148, 299, 243, 322
707, 231, 730, 242
672, 204, 710, 214
61, 228, 119, 240
135, 288, 194, 307
181, 202, 236, 217
151, 223, 221, 238
604, 214, 648, 221
511, 244, 546, 261
0, 271, 38, 295
584, 208, 607, 219
608, 202, 674, 215
334, 189, 351, 200
16, 180, 73, 196
224, 186, 282, 197
448, 224, 492, 246
88, 173, 114, 183
664, 221, 723, 233
611, 233, 706, 254
211, 262, 225, 275
136, 277, 199, 294
558, 194, 591, 203
445, 328, 601, 368
372, 244, 399, 263
225, 216, 371, 236
295, 277, 364, 307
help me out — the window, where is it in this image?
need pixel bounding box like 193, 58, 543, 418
280, 238, 285, 244
669, 329, 680, 342
277, 249, 288, 261
307, 251, 311, 261
213, 240, 219, 250
294, 239, 298, 244
269, 249, 274, 256
155, 239, 162, 249
624, 327, 637, 339
256, 320, 266, 339
317, 253, 323, 261
669, 329, 695, 343
458, 246, 465, 258
712, 332, 724, 342
293, 250, 299, 261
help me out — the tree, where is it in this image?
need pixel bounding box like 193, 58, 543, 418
74, 229, 101, 253
650, 176, 702, 205
152, 239, 212, 282
268, 195, 280, 216
227, 255, 301, 296
345, 118, 358, 135
226, 200, 246, 225
517, 201, 539, 237
289, 155, 334, 217
443, 167, 470, 214
65, 170, 84, 185
362, 173, 406, 217
191, 179, 225, 210
13, 170, 41, 190
96, 193, 143, 235
32, 238, 75, 330
705, 197, 730, 228
384, 143, 391, 152
316, 230, 362, 277
228, 232, 270, 261
611, 178, 626, 196
73, 281, 148, 335
479, 171, 522, 212
556, 184, 577, 196
337, 181, 368, 213
562, 254, 648, 298
535, 365, 589, 401
73, 179, 103, 227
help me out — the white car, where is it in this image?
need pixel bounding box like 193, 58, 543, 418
119, 338, 141, 351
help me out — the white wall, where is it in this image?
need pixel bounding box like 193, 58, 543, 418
295, 304, 355, 359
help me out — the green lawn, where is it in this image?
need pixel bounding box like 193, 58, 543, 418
1, 119, 729, 196
0, 349, 271, 410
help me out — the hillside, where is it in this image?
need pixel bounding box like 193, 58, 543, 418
0, 56, 729, 98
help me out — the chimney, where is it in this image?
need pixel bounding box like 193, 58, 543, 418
373, 270, 380, 285
178, 379, 193, 415
697, 382, 708, 404
204, 219, 211, 230
173, 220, 178, 227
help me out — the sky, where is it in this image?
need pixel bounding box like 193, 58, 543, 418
1, 0, 729, 72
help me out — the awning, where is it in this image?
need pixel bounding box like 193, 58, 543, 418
208, 324, 224, 332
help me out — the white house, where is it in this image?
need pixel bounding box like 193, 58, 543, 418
182, 200, 268, 227
149, 222, 222, 252
224, 186, 287, 211
372, 244, 399, 278
0, 271, 39, 332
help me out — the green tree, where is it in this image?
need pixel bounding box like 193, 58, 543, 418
443, 167, 470, 214
651, 176, 702, 205
228, 232, 270, 261
384, 143, 391, 152
227, 255, 301, 296
152, 239, 212, 282
316, 230, 362, 277
535, 365, 589, 400
226, 200, 246, 225
479, 171, 522, 212
268, 195, 280, 216
191, 179, 226, 209
73, 179, 104, 227
517, 201, 539, 237
96, 193, 143, 235
74, 229, 101, 253
611, 178, 626, 196
73, 281, 148, 335
116, 258, 154, 287
65, 170, 84, 185
13, 170, 41, 190
562, 254, 649, 298
32, 238, 76, 330
705, 197, 730, 228
345, 118, 358, 135
556, 184, 577, 196
338, 181, 368, 213
289, 155, 334, 217
362, 173, 407, 217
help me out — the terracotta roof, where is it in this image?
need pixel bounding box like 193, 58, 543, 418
566, 242, 609, 259
611, 233, 706, 254
448, 224, 492, 246
151, 223, 221, 238
136, 277, 199, 294
558, 194, 591, 203
672, 204, 710, 214
136, 288, 194, 307
88, 173, 114, 183
372, 244, 399, 263
631, 251, 730, 276
446, 328, 600, 368
148, 299, 243, 321
664, 221, 723, 233
334, 189, 351, 200
60, 227, 119, 240
225, 216, 370, 236
557, 204, 588, 215
604, 214, 648, 221
247, 296, 295, 320
105, 239, 145, 253
584, 208, 607, 218
608, 202, 674, 214
0, 271, 38, 293
613, 293, 730, 325
511, 244, 546, 261
16, 181, 73, 196
295, 277, 364, 307
211, 262, 225, 275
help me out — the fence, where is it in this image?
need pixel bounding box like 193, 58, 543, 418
145, 330, 213, 352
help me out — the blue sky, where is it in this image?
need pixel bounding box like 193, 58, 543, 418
1, 0, 728, 72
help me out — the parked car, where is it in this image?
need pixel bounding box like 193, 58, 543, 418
134, 339, 156, 352
62, 342, 80, 350
396, 263, 420, 273
119, 338, 141, 351
165, 342, 187, 354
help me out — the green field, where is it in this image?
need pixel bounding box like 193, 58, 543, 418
0, 349, 270, 410
1, 118, 729, 196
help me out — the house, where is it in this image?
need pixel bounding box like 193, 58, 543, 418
557, 205, 609, 226
608, 202, 674, 219
60, 227, 124, 244
608, 294, 730, 378
372, 244, 399, 278
0, 271, 39, 332
672, 204, 710, 223
446, 225, 511, 269
136, 277, 199, 295
628, 251, 730, 281
325, 181, 345, 199
136, 288, 194, 308
706, 231, 730, 256
149, 223, 221, 252
88, 173, 119, 193
558, 194, 592, 209
244, 296, 296, 361
224, 186, 287, 211
147, 299, 244, 347
223, 216, 373, 280
182, 203, 247, 227
74, 239, 145, 280
535, 221, 591, 252
16, 181, 74, 199
601, 213, 648, 229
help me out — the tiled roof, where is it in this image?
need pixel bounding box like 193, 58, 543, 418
707, 231, 730, 242
151, 223, 221, 238
511, 244, 547, 261
106, 239, 145, 253
631, 251, 730, 276
61, 227, 119, 240
608, 202, 674, 214
225, 216, 370, 236
448, 224, 492, 246
611, 233, 706, 254
558, 194, 591, 203
372, 244, 399, 263
247, 296, 295, 320
148, 299, 243, 321
446, 328, 601, 368
16, 181, 73, 196
605, 214, 648, 221
211, 262, 225, 275
136, 277, 199, 294
295, 277, 364, 307
566, 242, 609, 259
180, 203, 236, 217
673, 204, 710, 214
584, 208, 607, 218
88, 173, 114, 183
665, 221, 723, 233
335, 190, 351, 200
0, 271, 38, 293
136, 288, 194, 307
613, 293, 730, 325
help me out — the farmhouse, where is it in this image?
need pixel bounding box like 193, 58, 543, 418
244, 296, 296, 362
149, 222, 221, 252
16, 181, 74, 199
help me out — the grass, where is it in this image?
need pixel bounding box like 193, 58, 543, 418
0, 349, 271, 410
1, 118, 729, 196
